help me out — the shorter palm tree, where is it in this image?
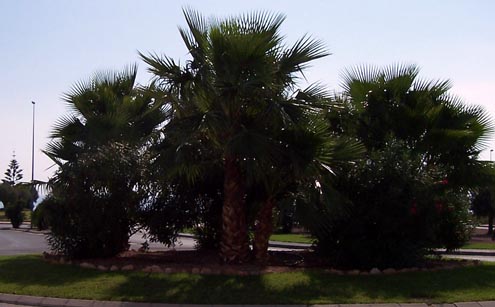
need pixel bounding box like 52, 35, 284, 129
44, 65, 166, 258
336, 64, 492, 187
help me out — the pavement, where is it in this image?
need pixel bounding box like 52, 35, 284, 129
0, 293, 495, 307
0, 224, 49, 255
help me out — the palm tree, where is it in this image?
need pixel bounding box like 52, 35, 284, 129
44, 65, 166, 258
45, 65, 165, 165
317, 64, 494, 268
336, 64, 492, 187
141, 9, 337, 263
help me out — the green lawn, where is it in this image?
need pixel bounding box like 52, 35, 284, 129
268, 234, 495, 251
269, 233, 313, 244
462, 242, 495, 250
1, 255, 495, 304
0, 209, 32, 222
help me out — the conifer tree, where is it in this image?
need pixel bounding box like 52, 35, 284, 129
3, 154, 23, 185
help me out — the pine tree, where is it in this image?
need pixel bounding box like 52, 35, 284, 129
4, 154, 23, 185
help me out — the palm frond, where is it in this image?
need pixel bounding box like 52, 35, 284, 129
382, 63, 419, 82
232, 10, 285, 35
278, 34, 329, 78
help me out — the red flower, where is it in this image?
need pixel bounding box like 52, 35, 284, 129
435, 201, 444, 213
441, 179, 449, 185
410, 202, 418, 215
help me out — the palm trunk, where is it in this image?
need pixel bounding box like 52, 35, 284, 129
219, 154, 250, 263
253, 197, 275, 264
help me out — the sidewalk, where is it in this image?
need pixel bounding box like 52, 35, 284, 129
1, 293, 495, 307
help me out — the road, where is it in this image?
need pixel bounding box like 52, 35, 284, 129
129, 230, 197, 251
0, 223, 298, 255
0, 226, 198, 255
1, 225, 495, 262
442, 254, 495, 262
0, 226, 49, 255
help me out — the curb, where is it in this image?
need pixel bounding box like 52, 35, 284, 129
1, 293, 495, 307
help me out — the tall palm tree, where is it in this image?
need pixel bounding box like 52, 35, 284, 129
141, 9, 337, 263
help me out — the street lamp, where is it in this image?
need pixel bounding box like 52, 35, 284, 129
491, 149, 493, 162
31, 101, 35, 183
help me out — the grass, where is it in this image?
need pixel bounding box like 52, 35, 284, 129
462, 242, 495, 250
268, 233, 495, 250
269, 233, 313, 244
1, 255, 495, 304
180, 230, 314, 244
0, 209, 32, 222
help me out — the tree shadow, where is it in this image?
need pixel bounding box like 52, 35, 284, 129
107, 265, 495, 304
0, 255, 102, 287
2, 256, 495, 304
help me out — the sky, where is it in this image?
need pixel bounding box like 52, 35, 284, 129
0, 0, 494, 185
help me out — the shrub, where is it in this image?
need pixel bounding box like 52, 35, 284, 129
5, 202, 24, 228
308, 141, 473, 269
0, 183, 35, 228
45, 144, 144, 259
138, 174, 224, 250
45, 194, 132, 259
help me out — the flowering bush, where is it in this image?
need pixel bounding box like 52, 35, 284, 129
309, 141, 473, 269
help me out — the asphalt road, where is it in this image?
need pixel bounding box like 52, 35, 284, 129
0, 224, 297, 255
443, 254, 495, 262
0, 226, 198, 255
1, 225, 495, 262
0, 226, 49, 255
129, 230, 197, 251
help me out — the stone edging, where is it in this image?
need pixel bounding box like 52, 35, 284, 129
42, 252, 480, 276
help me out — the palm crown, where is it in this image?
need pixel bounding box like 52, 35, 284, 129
140, 9, 360, 262
45, 65, 166, 166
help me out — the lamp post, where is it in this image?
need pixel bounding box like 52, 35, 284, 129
31, 101, 35, 183
491, 149, 493, 162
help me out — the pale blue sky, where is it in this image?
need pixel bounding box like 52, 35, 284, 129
1, 0, 494, 182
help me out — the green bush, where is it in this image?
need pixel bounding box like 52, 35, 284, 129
5, 202, 24, 228
0, 183, 35, 228
45, 144, 144, 259
45, 194, 132, 259
308, 142, 473, 269
138, 175, 224, 250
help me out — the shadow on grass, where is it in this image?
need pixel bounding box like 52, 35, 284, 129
1, 255, 495, 304
108, 264, 495, 304
0, 255, 101, 287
